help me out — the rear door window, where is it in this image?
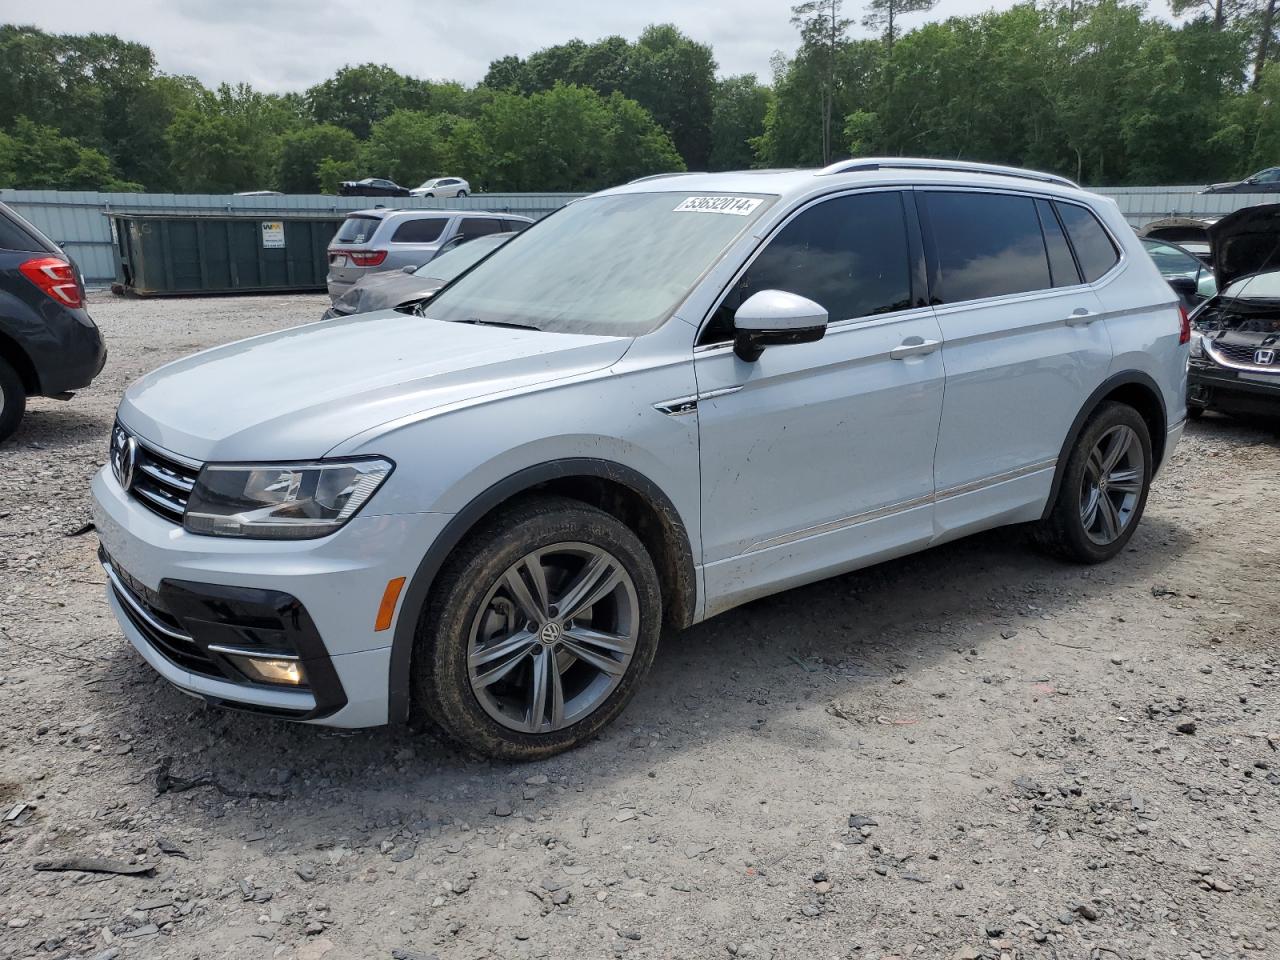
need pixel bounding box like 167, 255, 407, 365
334, 215, 381, 245
457, 217, 502, 240
390, 218, 447, 243
502, 219, 529, 233
1054, 202, 1120, 282
704, 190, 914, 343
922, 191, 1052, 303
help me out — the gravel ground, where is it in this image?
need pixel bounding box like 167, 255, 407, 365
1, 292, 1278, 960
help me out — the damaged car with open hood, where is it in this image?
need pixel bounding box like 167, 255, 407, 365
1188, 204, 1280, 419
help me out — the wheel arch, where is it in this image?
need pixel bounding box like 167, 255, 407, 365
1040, 370, 1168, 522
387, 458, 697, 722
0, 327, 40, 394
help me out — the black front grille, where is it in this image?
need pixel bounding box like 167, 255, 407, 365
111, 422, 200, 524
1206, 339, 1280, 369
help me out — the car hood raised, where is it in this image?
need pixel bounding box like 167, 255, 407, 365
119, 311, 630, 461
1208, 204, 1280, 289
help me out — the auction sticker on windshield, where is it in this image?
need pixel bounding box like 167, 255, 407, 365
674, 196, 763, 216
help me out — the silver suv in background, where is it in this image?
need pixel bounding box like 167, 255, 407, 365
325, 209, 531, 302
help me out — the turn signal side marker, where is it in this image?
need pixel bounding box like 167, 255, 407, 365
375, 577, 407, 632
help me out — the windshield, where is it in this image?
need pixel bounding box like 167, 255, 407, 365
1223, 270, 1280, 299
415, 234, 511, 280
423, 191, 775, 337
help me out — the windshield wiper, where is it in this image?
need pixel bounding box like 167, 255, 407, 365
452, 317, 541, 331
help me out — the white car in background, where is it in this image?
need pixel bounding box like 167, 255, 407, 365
410, 177, 470, 198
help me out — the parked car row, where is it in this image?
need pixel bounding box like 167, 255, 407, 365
338, 176, 471, 198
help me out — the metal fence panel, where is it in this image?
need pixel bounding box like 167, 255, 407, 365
0, 190, 586, 283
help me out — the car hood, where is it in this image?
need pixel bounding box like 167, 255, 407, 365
1208, 204, 1280, 289
1203, 180, 1240, 193
336, 271, 446, 314
119, 311, 631, 461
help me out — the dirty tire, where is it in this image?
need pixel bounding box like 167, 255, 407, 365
0, 356, 27, 443
414, 495, 662, 760
1034, 401, 1153, 563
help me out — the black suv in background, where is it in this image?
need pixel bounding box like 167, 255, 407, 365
0, 201, 106, 441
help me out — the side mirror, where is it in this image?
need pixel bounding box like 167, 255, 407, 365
733, 289, 829, 362
402, 264, 418, 274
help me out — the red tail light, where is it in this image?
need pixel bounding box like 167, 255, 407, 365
19, 256, 82, 308
1178, 304, 1190, 345
347, 250, 387, 267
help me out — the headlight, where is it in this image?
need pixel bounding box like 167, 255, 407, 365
184, 458, 394, 539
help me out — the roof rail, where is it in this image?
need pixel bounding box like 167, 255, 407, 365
818, 157, 1078, 189
627, 171, 703, 184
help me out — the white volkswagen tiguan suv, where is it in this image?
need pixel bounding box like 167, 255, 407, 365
92, 160, 1189, 759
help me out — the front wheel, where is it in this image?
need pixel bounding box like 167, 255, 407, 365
414, 496, 662, 760
1034, 402, 1153, 563
0, 357, 27, 443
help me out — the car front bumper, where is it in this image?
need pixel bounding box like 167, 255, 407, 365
90, 466, 449, 727
1188, 358, 1280, 414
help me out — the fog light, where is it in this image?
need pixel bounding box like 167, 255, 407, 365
227, 655, 307, 687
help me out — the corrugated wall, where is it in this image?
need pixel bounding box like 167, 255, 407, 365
2, 185, 1274, 285
0, 190, 585, 284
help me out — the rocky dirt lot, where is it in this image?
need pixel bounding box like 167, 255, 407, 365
1, 292, 1278, 960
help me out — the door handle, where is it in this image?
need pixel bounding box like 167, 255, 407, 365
1064, 308, 1101, 326
890, 337, 942, 359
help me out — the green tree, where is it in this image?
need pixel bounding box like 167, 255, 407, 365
166, 84, 299, 192
0, 117, 141, 190
305, 64, 428, 139
277, 123, 360, 193
863, 0, 939, 50
626, 25, 717, 169
710, 75, 771, 169
790, 1, 853, 164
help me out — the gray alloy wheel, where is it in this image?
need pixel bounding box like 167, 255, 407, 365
1079, 424, 1146, 545
466, 542, 639, 734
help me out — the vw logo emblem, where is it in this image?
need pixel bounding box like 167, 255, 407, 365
112, 431, 138, 491
1255, 348, 1276, 365
538, 621, 563, 645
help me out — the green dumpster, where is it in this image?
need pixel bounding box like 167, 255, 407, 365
109, 214, 344, 296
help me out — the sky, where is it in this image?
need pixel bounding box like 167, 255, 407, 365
20, 0, 1034, 91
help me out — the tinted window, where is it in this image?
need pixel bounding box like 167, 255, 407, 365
1253, 167, 1280, 183
704, 191, 913, 342
0, 209, 56, 253
1054, 202, 1119, 282
458, 217, 501, 239
334, 215, 381, 244
1036, 200, 1080, 287
502, 219, 529, 233
924, 192, 1051, 302
390, 218, 447, 243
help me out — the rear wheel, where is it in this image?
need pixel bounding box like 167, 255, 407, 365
456, 190, 467, 198
414, 496, 662, 760
1034, 402, 1153, 563
0, 357, 27, 443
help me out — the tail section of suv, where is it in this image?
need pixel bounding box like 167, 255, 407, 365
93, 159, 1187, 757
0, 200, 107, 441
325, 209, 532, 302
